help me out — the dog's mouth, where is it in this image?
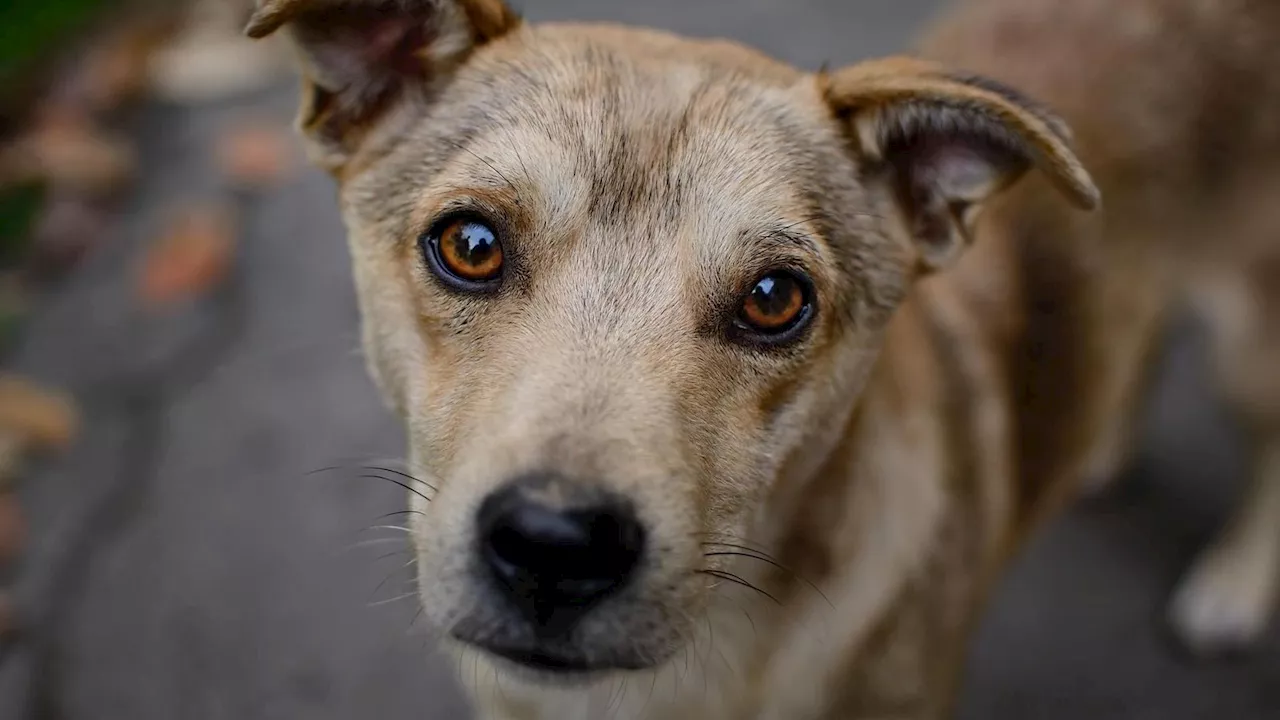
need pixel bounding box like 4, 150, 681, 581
454, 631, 655, 679
484, 644, 598, 673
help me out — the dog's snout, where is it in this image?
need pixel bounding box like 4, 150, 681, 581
477, 474, 645, 629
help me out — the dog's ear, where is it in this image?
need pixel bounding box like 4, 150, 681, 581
823, 57, 1099, 272
245, 0, 520, 171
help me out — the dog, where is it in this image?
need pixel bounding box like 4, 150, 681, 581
245, 0, 1280, 717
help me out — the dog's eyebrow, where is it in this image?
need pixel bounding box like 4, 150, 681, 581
756, 227, 821, 255
443, 138, 527, 204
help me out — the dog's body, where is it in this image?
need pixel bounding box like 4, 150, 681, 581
249, 0, 1280, 718
919, 0, 1280, 664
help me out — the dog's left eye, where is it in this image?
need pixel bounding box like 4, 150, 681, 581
421, 216, 504, 291
735, 271, 814, 343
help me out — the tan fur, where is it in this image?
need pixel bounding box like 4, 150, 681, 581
917, 0, 1280, 654
249, 0, 1280, 717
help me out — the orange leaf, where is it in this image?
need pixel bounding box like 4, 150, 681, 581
217, 121, 296, 188
140, 205, 238, 306
0, 376, 78, 450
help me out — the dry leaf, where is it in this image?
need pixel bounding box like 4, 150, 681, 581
0, 376, 79, 450
41, 15, 182, 117
0, 118, 136, 195
140, 204, 238, 306
29, 194, 109, 279
217, 121, 296, 188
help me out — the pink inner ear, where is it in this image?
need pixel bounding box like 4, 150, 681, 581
924, 144, 1006, 203
885, 132, 1031, 266
297, 8, 433, 92
907, 136, 1025, 206
361, 15, 430, 77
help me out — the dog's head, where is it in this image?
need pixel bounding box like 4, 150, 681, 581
250, 0, 1096, 681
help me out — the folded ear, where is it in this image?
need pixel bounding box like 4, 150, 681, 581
823, 57, 1099, 272
245, 0, 520, 171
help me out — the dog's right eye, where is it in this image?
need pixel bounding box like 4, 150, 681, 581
421, 216, 504, 292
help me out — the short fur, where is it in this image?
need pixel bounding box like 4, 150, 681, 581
248, 1, 1280, 717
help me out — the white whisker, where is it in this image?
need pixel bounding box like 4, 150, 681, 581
368, 591, 419, 607
360, 524, 415, 535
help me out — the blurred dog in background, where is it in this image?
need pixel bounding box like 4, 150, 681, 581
919, 0, 1280, 659
248, 0, 1279, 717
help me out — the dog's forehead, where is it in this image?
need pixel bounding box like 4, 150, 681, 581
410, 25, 840, 245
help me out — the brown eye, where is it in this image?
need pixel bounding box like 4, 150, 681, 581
737, 271, 813, 341
423, 217, 504, 290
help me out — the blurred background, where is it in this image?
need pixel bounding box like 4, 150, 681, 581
0, 0, 1275, 718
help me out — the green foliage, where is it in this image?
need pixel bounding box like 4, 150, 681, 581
0, 182, 46, 270
0, 0, 108, 78
0, 0, 105, 272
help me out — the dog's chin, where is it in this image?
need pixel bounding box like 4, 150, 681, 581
481, 648, 629, 688
450, 632, 661, 687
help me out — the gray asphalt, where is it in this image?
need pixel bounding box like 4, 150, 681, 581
2, 1, 1278, 719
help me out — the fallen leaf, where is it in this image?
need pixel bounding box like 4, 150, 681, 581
217, 121, 296, 189
0, 118, 136, 196
29, 194, 110, 279
139, 204, 238, 306
40, 14, 182, 118
0, 376, 78, 450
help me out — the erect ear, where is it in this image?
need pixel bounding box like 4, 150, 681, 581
823, 57, 1099, 272
245, 0, 520, 172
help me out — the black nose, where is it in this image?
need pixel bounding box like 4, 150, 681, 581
477, 474, 645, 630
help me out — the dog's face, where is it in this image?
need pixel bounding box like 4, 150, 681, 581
250, 0, 1095, 680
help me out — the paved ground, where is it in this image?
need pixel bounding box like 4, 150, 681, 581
2, 1, 1278, 719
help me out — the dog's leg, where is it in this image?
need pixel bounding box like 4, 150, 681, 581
1170, 258, 1280, 652
1171, 442, 1280, 652
1074, 242, 1174, 496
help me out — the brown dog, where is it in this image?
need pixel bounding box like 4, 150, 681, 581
246, 0, 1280, 717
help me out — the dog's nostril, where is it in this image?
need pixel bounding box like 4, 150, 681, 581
477, 477, 645, 628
